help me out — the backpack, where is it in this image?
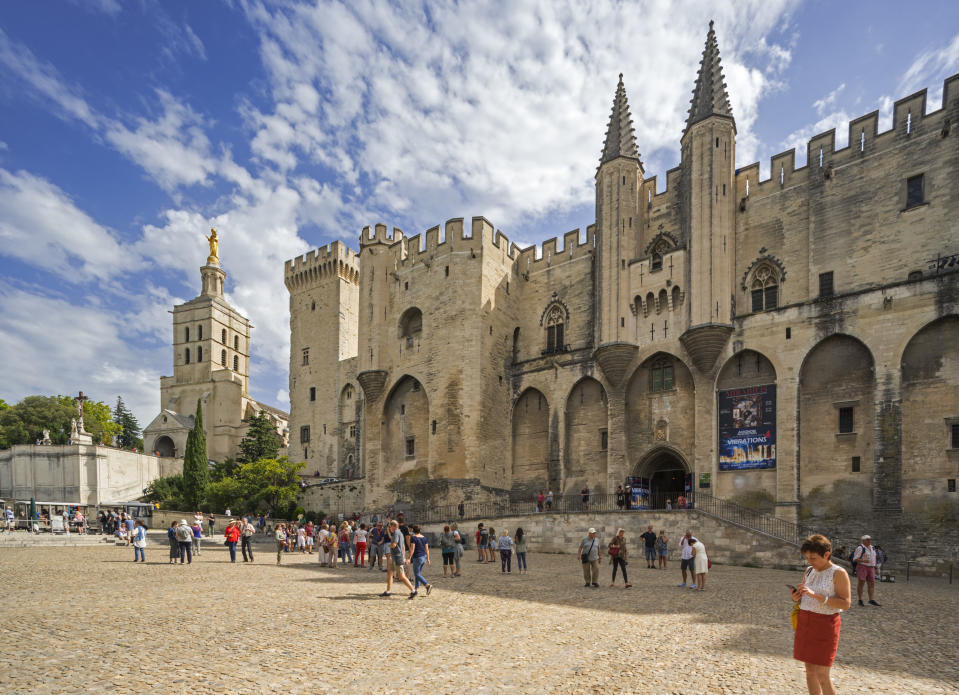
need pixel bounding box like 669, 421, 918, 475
849, 545, 863, 568
176, 525, 192, 542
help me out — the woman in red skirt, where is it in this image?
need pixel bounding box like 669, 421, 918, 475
790, 534, 852, 695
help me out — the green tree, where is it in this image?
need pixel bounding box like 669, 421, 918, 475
237, 457, 304, 515
82, 398, 122, 445
181, 399, 209, 509
237, 412, 281, 463
0, 398, 8, 410
210, 457, 239, 483
0, 395, 75, 447
143, 474, 188, 510
113, 397, 142, 449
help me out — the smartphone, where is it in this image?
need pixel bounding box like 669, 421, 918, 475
786, 584, 797, 591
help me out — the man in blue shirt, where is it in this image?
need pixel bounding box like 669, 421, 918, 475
380, 520, 415, 598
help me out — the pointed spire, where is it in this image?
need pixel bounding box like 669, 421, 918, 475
685, 20, 734, 133
599, 73, 642, 167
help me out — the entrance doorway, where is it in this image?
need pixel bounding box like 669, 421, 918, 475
635, 449, 689, 508
154, 436, 176, 458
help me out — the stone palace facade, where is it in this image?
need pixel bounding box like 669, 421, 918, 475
285, 24, 959, 520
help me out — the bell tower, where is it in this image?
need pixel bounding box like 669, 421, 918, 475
679, 21, 737, 372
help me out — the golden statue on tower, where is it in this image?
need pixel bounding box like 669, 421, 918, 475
205, 228, 219, 265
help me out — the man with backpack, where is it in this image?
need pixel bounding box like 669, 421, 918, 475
852, 535, 881, 606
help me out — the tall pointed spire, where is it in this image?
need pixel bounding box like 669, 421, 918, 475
600, 73, 642, 167
685, 20, 734, 133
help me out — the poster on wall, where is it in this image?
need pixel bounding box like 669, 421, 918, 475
718, 384, 776, 470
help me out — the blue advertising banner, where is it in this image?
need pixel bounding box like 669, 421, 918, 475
718, 385, 776, 470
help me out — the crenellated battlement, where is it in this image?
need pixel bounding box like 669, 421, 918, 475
284, 240, 360, 291
514, 224, 596, 276
735, 73, 959, 202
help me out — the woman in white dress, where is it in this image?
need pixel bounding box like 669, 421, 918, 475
691, 537, 708, 591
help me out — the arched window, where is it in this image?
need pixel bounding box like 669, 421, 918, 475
185, 348, 191, 365
198, 325, 203, 340
658, 289, 668, 314
234, 335, 239, 350
185, 327, 190, 342
221, 328, 226, 343
650, 357, 674, 392
221, 349, 227, 366
751, 266, 779, 312
645, 292, 654, 318
544, 305, 565, 354
671, 285, 682, 310
399, 307, 423, 347
197, 346, 203, 362
233, 355, 238, 371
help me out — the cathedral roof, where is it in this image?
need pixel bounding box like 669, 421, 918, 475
599, 74, 643, 167
685, 20, 735, 133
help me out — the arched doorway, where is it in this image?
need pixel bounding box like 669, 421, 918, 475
634, 448, 689, 508
154, 436, 176, 458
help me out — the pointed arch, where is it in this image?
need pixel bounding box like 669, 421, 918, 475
564, 377, 608, 493
511, 388, 550, 497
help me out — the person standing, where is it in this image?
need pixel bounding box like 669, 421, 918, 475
296, 524, 306, 553
132, 519, 147, 563
691, 537, 708, 591
546, 490, 554, 511
223, 519, 241, 563
615, 486, 625, 510
536, 490, 545, 513
476, 524, 488, 563
408, 524, 432, 597
193, 510, 204, 532
656, 530, 669, 569
608, 528, 630, 588
440, 525, 456, 577
578, 528, 601, 588
176, 519, 194, 564
514, 527, 528, 574
167, 521, 178, 564
381, 520, 416, 598
191, 520, 203, 556
354, 523, 368, 567
791, 534, 851, 695
487, 528, 498, 564
678, 531, 694, 587
640, 525, 658, 568
451, 523, 464, 577
498, 529, 514, 573
316, 523, 330, 566
207, 512, 215, 538
5, 506, 15, 532
368, 521, 384, 571
241, 517, 255, 563
275, 524, 287, 565
624, 483, 632, 511
852, 535, 881, 607
581, 485, 590, 511
304, 521, 314, 555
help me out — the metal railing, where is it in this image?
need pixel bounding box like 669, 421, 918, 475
693, 491, 807, 547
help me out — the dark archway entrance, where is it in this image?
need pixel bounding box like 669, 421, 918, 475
634, 448, 689, 508
154, 436, 176, 458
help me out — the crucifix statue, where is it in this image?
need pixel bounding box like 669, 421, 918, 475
75, 391, 89, 433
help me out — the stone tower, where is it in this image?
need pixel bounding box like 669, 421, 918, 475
595, 74, 644, 348
284, 241, 360, 476
679, 21, 737, 371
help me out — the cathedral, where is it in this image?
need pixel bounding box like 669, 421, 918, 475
284, 24, 959, 521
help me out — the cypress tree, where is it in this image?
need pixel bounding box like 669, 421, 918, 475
182, 399, 209, 509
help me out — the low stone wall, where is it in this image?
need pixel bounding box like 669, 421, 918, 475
421, 509, 806, 571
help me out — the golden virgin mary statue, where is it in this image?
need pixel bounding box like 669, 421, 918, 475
205, 228, 219, 264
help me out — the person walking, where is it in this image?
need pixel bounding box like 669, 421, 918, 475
440, 525, 456, 577
451, 523, 464, 577
640, 524, 657, 569
514, 527, 528, 574
678, 530, 694, 587
275, 524, 287, 565
368, 521, 384, 571
207, 512, 215, 538
656, 530, 669, 569
578, 528, 601, 588
176, 519, 194, 564
408, 524, 432, 597
167, 521, 178, 564
498, 529, 514, 573
354, 523, 368, 567
852, 535, 881, 607
241, 517, 255, 562
691, 536, 708, 591
191, 520, 203, 556
790, 534, 851, 695
223, 519, 241, 563
132, 519, 147, 563
381, 520, 416, 598
608, 528, 631, 588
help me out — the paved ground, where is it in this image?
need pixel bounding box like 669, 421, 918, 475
1, 537, 956, 695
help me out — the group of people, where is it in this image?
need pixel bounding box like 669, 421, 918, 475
576, 525, 705, 590
474, 523, 528, 574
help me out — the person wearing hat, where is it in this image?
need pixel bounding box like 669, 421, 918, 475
577, 528, 601, 588
175, 519, 194, 564
852, 535, 880, 606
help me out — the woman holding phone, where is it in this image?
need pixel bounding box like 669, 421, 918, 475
790, 534, 851, 695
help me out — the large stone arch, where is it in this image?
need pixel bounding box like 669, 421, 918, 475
625, 351, 695, 478
510, 388, 550, 499
153, 435, 176, 458
714, 350, 778, 499
799, 334, 875, 497
564, 377, 608, 494
900, 316, 959, 506
381, 375, 429, 488
633, 445, 690, 508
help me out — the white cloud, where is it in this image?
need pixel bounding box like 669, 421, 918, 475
898, 32, 959, 108
813, 83, 846, 116
0, 168, 140, 281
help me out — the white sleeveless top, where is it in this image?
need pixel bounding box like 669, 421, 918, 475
800, 564, 845, 615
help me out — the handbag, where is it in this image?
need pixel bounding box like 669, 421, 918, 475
790, 567, 813, 631
608, 544, 619, 557
581, 539, 596, 564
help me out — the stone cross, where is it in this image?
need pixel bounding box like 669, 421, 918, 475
75, 391, 89, 432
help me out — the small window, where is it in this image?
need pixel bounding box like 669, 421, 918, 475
303, 447, 308, 459
431, 420, 437, 435
323, 424, 326, 434
221, 349, 227, 366
650, 359, 674, 393
221, 328, 227, 343
952, 423, 959, 449
300, 426, 311, 443
405, 437, 415, 457
185, 348, 191, 364
819, 272, 834, 298
233, 355, 238, 371
197, 346, 203, 362
751, 289, 763, 313
311, 301, 316, 311
949, 479, 956, 493
404, 281, 409, 291
600, 429, 608, 450
445, 266, 449, 277
185, 327, 190, 342
234, 336, 239, 350
400, 404, 405, 415
838, 407, 854, 434
651, 253, 663, 272
309, 387, 316, 402
906, 174, 924, 209
349, 425, 356, 438
851, 456, 861, 473
786, 327, 791, 340
302, 348, 309, 365
198, 325, 203, 340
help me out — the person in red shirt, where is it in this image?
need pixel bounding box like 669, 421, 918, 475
224, 520, 241, 563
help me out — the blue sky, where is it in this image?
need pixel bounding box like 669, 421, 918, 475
2, 0, 958, 427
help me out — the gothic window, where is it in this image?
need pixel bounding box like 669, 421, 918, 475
185, 348, 190, 365
399, 307, 423, 347
300, 425, 311, 443
649, 358, 674, 392
234, 335, 239, 351
302, 347, 309, 365
651, 252, 663, 272
233, 355, 239, 371
221, 349, 226, 366
221, 328, 226, 343
750, 265, 779, 312
545, 304, 565, 354
349, 425, 356, 438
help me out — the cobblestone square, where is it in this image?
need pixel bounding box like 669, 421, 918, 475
1, 541, 956, 694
